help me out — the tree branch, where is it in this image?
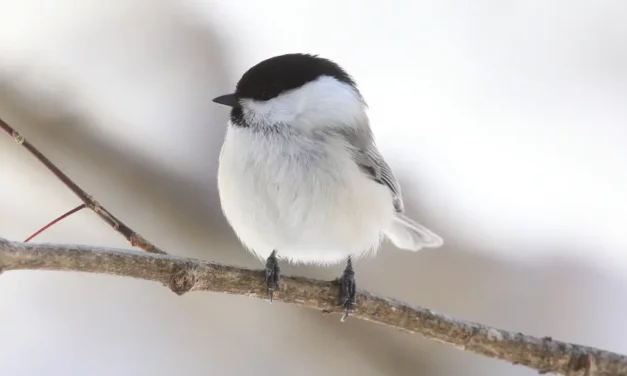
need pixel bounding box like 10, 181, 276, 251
0, 118, 166, 254
0, 237, 625, 376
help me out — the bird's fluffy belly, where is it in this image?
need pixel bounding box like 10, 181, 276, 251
218, 130, 394, 265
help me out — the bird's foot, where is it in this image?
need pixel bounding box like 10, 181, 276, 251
339, 257, 356, 322
264, 250, 280, 303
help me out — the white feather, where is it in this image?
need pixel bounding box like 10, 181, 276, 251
217, 76, 442, 265
384, 213, 444, 251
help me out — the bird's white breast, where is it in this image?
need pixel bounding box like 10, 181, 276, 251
217, 125, 395, 265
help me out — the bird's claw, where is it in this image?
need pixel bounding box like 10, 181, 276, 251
264, 250, 280, 303
339, 258, 356, 322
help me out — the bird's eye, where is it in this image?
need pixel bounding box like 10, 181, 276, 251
260, 91, 271, 100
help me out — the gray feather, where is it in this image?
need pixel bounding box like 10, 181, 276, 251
331, 127, 405, 213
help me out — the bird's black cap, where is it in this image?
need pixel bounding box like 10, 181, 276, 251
212, 53, 357, 107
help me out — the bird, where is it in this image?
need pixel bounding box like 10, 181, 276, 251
212, 53, 443, 320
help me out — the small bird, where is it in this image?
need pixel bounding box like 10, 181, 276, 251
213, 53, 443, 320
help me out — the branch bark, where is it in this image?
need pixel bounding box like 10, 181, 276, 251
1, 237, 625, 376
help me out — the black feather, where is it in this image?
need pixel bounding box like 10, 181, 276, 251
235, 53, 358, 101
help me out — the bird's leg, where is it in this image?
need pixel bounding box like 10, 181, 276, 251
264, 250, 280, 303
339, 256, 356, 322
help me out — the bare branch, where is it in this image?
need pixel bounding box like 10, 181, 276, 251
0, 237, 625, 376
0, 118, 166, 254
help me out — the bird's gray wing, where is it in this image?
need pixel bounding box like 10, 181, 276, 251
334, 127, 405, 213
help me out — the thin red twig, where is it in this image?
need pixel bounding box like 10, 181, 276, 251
24, 204, 87, 243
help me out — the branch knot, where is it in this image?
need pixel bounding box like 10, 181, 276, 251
11, 131, 25, 145
168, 268, 196, 296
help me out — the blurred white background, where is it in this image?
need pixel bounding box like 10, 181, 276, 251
1, 0, 626, 375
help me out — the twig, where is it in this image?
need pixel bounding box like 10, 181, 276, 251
0, 237, 625, 376
0, 117, 166, 254
24, 204, 87, 242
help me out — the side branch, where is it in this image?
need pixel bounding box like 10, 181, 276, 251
0, 237, 625, 376
0, 118, 165, 254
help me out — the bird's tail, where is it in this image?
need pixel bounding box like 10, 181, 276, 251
383, 213, 443, 251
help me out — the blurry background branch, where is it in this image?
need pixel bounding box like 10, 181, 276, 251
0, 237, 626, 376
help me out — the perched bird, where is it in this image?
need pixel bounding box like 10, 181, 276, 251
213, 53, 443, 320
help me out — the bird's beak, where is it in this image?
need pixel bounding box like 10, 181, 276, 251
212, 93, 239, 107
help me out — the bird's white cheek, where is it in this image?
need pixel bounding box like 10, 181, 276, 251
243, 99, 297, 126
